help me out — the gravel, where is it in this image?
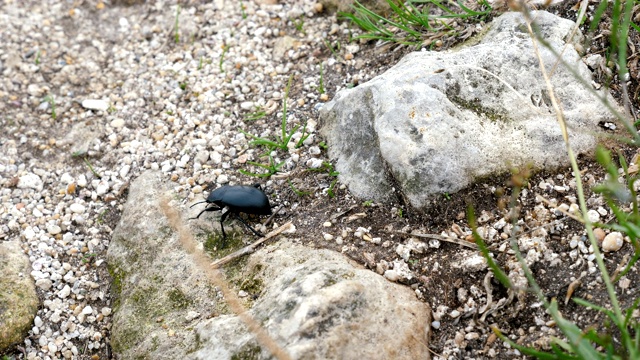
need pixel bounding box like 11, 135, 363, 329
0, 0, 348, 358
1, 0, 636, 359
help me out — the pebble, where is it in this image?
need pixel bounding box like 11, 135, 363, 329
81, 99, 110, 111
602, 232, 624, 252
587, 209, 600, 223
593, 228, 606, 242
58, 285, 71, 299
69, 203, 86, 214
383, 269, 400, 282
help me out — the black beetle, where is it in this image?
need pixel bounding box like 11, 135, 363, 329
190, 184, 272, 239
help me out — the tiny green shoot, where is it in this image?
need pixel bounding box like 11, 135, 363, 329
240, 2, 247, 20
362, 200, 373, 207
241, 75, 299, 151
174, 5, 181, 43
294, 16, 305, 34
220, 45, 229, 73
288, 179, 312, 196
35, 50, 41, 65
295, 122, 311, 148
318, 62, 325, 95
244, 108, 267, 122
44, 95, 57, 119
239, 154, 284, 178
72, 151, 101, 179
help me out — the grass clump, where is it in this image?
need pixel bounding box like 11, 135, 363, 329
340, 0, 492, 47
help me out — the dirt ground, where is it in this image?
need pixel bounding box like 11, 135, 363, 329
3, 0, 640, 358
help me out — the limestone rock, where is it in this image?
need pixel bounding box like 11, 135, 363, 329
319, 11, 618, 210
0, 241, 39, 352
193, 240, 431, 359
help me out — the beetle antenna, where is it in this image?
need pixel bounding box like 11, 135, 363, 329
189, 200, 209, 208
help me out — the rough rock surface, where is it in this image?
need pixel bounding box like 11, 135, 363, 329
107, 171, 431, 359
194, 240, 432, 360
0, 240, 39, 352
107, 171, 218, 358
320, 10, 617, 209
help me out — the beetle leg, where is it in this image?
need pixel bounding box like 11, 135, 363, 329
191, 205, 223, 220
219, 209, 231, 240
231, 213, 264, 238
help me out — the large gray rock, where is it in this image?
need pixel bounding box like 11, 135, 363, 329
108, 171, 431, 359
320, 11, 617, 209
0, 240, 39, 352
107, 171, 219, 358
194, 240, 431, 360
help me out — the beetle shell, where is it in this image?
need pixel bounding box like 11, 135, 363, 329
207, 185, 272, 215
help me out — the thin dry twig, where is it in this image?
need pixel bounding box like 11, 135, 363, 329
535, 195, 585, 223
211, 221, 293, 268
396, 231, 479, 250
159, 196, 292, 360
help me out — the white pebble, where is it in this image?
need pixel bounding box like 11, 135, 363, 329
58, 285, 71, 298
602, 232, 624, 252
384, 269, 400, 282
69, 203, 86, 214
323, 233, 334, 241
82, 305, 93, 315
587, 209, 600, 223
46, 224, 62, 235
82, 99, 109, 111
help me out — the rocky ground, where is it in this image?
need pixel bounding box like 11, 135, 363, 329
1, 0, 640, 359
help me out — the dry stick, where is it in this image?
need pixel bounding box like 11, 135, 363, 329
549, 0, 589, 77
395, 231, 479, 250
211, 221, 293, 268
159, 196, 292, 360
535, 195, 585, 224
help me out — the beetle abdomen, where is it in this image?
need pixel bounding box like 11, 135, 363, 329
207, 185, 272, 215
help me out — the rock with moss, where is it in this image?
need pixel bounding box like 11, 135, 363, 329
108, 171, 431, 359
107, 171, 220, 359
320, 10, 618, 209
0, 240, 39, 352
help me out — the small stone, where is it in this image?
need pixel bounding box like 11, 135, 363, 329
431, 321, 441, 330
216, 174, 229, 184
110, 118, 125, 128
568, 203, 580, 214
450, 309, 461, 318
323, 221, 332, 227
384, 270, 400, 282
602, 232, 624, 252
36, 278, 53, 290
69, 203, 86, 214
58, 285, 71, 298
593, 228, 606, 242
18, 173, 43, 191
47, 224, 62, 235
319, 93, 329, 102
323, 233, 334, 241
465, 332, 480, 340
587, 209, 600, 223
82, 99, 109, 111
